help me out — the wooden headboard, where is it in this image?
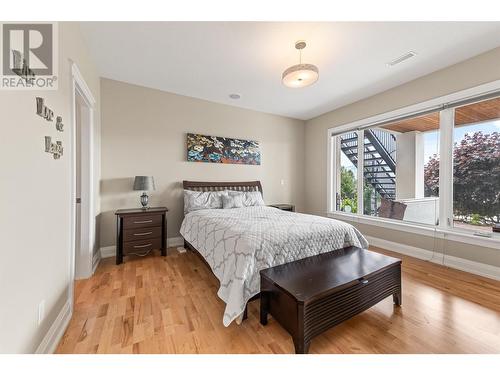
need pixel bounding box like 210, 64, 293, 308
183, 180, 263, 195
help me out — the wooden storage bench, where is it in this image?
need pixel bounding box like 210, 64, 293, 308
260, 246, 402, 353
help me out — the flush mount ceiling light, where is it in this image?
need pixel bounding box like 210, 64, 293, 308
282, 41, 319, 88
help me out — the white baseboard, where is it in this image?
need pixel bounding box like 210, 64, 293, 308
443, 253, 500, 281
92, 250, 101, 274
99, 236, 185, 259
365, 235, 500, 281
35, 300, 71, 354
168, 236, 184, 247
100, 245, 115, 258
365, 236, 435, 261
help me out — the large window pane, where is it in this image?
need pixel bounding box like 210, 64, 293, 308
453, 97, 500, 234
338, 132, 358, 213
362, 128, 396, 216
361, 112, 440, 225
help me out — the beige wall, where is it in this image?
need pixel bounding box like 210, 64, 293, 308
305, 47, 500, 266
0, 22, 100, 353
100, 78, 305, 247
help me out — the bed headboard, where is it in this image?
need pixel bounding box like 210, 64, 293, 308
182, 180, 263, 195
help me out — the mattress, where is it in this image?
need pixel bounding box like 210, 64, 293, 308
179, 206, 369, 326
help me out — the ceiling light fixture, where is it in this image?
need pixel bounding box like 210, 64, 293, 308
282, 41, 319, 88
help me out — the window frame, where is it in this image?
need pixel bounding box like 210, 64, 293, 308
326, 79, 500, 249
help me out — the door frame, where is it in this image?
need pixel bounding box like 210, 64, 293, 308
69, 61, 96, 312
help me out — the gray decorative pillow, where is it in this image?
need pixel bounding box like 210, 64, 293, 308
184, 190, 227, 214
242, 190, 265, 207
222, 191, 245, 209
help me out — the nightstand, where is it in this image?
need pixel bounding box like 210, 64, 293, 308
268, 204, 295, 212
115, 207, 168, 265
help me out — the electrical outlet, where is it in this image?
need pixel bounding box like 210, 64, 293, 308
38, 300, 45, 326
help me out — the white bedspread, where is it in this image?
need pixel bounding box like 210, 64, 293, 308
179, 206, 369, 326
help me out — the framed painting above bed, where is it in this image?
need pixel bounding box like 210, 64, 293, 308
186, 133, 261, 165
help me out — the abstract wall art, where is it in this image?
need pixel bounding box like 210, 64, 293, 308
187, 133, 261, 165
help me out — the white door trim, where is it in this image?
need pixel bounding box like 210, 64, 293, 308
69, 61, 96, 316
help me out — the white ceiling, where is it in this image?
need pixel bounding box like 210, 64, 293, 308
80, 22, 500, 120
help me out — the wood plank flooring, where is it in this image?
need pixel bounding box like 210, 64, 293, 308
56, 247, 500, 354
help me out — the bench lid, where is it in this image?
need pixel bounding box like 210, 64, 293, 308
260, 247, 401, 303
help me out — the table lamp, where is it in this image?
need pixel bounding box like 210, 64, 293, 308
133, 176, 155, 209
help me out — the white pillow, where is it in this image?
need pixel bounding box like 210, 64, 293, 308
184, 190, 227, 214
242, 190, 265, 207
226, 190, 265, 207
222, 191, 245, 209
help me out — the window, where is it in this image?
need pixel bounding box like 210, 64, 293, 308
362, 127, 395, 217
452, 97, 500, 234
329, 89, 500, 240
338, 132, 358, 213
334, 112, 440, 226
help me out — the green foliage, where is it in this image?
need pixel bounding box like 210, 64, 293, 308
341, 166, 384, 215
341, 197, 357, 213
424, 131, 500, 224
470, 214, 482, 225
340, 166, 357, 213
341, 167, 357, 198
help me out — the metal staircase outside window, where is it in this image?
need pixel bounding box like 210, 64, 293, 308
340, 129, 397, 202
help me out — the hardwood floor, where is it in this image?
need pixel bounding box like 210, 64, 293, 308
56, 247, 500, 354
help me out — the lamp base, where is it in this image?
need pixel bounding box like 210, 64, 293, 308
140, 192, 149, 209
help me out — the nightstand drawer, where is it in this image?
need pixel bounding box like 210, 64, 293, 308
123, 214, 162, 229
123, 226, 161, 242
123, 238, 162, 254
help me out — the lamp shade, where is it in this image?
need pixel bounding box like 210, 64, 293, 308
282, 64, 319, 88
133, 176, 155, 191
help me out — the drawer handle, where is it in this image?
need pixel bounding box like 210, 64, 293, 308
133, 220, 153, 224
133, 243, 152, 248
133, 231, 153, 236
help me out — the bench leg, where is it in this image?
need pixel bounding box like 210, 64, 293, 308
260, 292, 269, 325
293, 338, 310, 354
393, 289, 402, 306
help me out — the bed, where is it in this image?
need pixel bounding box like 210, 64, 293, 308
179, 180, 369, 327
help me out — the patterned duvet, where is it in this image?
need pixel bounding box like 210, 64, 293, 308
179, 206, 369, 326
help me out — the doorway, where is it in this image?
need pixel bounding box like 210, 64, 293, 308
70, 62, 97, 296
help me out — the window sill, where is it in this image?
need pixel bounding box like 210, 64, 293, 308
328, 211, 500, 250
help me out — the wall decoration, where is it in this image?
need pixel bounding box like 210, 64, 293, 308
44, 136, 63, 159
36, 97, 54, 121
187, 133, 261, 165
55, 116, 64, 131
37, 97, 63, 159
